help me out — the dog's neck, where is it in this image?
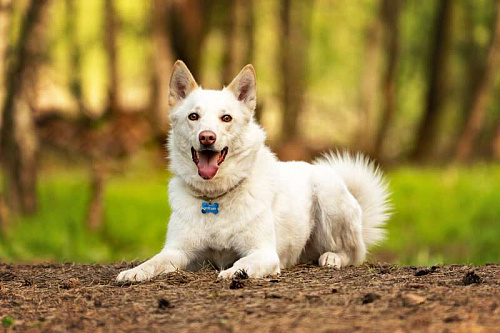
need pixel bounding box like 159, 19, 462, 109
186, 176, 247, 201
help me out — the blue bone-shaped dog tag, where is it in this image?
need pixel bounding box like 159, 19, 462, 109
201, 202, 219, 215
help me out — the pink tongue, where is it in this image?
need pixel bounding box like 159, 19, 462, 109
197, 152, 219, 180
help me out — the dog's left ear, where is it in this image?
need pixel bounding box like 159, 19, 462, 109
227, 65, 257, 111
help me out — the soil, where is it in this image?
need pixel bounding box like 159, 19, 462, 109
1, 263, 499, 332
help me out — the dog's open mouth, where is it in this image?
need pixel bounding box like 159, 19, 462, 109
191, 147, 228, 180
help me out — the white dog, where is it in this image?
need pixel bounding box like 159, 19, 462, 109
116, 61, 391, 282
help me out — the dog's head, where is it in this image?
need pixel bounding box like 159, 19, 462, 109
167, 61, 265, 194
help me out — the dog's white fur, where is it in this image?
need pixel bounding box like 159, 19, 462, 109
116, 61, 391, 282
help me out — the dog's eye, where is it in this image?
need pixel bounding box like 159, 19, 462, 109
188, 113, 199, 121
221, 115, 232, 122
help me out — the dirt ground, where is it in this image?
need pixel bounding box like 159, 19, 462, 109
0, 263, 499, 333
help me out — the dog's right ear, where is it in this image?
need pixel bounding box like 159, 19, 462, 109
168, 60, 199, 108
227, 64, 257, 111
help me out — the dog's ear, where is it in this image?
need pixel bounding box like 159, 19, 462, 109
227, 64, 257, 111
169, 60, 198, 108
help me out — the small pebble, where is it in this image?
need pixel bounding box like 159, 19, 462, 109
463, 271, 481, 285
158, 298, 173, 309
361, 293, 380, 304
402, 293, 426, 306
414, 269, 431, 276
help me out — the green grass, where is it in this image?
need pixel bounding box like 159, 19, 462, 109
1, 164, 499, 265
0, 168, 170, 263
378, 164, 500, 265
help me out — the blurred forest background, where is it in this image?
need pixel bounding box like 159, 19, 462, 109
0, 0, 499, 265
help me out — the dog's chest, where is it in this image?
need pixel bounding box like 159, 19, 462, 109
195, 208, 254, 267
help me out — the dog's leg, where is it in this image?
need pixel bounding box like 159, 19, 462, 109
217, 210, 281, 279
116, 249, 189, 282
217, 248, 280, 280
312, 173, 367, 269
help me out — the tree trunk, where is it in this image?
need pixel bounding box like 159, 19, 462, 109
280, 0, 296, 143
0, 192, 7, 234
243, 0, 255, 68
455, 1, 500, 162
86, 163, 106, 231
356, 1, 383, 154
66, 0, 85, 115
0, 0, 11, 113
150, 0, 173, 140
0, 0, 10, 227
104, 0, 120, 115
411, 0, 453, 163
373, 0, 400, 159
220, 0, 261, 122
0, 0, 50, 215
85, 0, 120, 230
459, 0, 483, 126
244, 0, 262, 123
221, 0, 239, 85
278, 0, 313, 160
492, 121, 500, 160
169, 0, 207, 79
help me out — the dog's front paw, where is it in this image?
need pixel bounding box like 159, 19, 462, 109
116, 266, 156, 283
217, 267, 244, 280
217, 263, 279, 280
116, 260, 174, 283
318, 252, 343, 269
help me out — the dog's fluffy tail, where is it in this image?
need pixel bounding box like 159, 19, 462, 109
315, 151, 391, 247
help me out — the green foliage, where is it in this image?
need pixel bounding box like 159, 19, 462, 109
1, 164, 499, 265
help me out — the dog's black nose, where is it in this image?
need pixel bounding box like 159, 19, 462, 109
199, 130, 217, 146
